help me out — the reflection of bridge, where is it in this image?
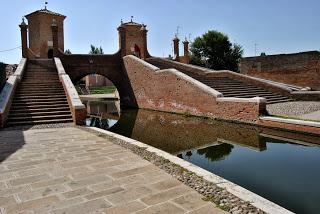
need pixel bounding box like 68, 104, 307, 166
88, 112, 120, 121
1, 7, 320, 132
110, 109, 320, 155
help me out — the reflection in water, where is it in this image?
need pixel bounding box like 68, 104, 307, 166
83, 100, 120, 129
197, 144, 234, 161
85, 101, 320, 214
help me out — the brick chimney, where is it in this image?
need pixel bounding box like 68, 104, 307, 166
183, 37, 189, 64
173, 36, 180, 61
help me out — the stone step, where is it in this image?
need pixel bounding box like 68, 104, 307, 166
13, 97, 68, 102
222, 91, 283, 97
14, 94, 67, 99
24, 75, 57, 78
15, 91, 65, 96
9, 110, 72, 117
19, 83, 62, 86
10, 106, 71, 113
12, 100, 68, 106
6, 118, 73, 127
18, 86, 63, 90
219, 90, 269, 94
10, 103, 70, 110
8, 113, 72, 122
16, 88, 65, 92
23, 75, 59, 78
22, 81, 60, 84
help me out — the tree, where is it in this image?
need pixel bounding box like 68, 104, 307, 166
89, 45, 104, 54
64, 49, 72, 54
189, 30, 243, 72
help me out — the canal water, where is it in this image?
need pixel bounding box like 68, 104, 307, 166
84, 100, 320, 214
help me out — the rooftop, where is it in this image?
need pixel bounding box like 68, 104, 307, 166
25, 8, 66, 18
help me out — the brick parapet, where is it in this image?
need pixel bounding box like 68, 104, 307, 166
146, 57, 293, 97
0, 58, 27, 127
240, 51, 320, 90
124, 55, 265, 123
54, 57, 86, 125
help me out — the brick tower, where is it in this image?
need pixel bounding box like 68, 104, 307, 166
22, 8, 66, 59
118, 18, 149, 59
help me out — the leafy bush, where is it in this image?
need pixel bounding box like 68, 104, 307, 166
0, 62, 6, 91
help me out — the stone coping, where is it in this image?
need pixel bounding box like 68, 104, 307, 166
54, 57, 66, 75
60, 74, 85, 109
0, 58, 27, 127
89, 126, 294, 214
217, 97, 267, 104
260, 116, 320, 128
11, 58, 27, 79
54, 57, 85, 110
0, 75, 18, 113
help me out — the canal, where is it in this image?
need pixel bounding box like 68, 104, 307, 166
84, 100, 320, 214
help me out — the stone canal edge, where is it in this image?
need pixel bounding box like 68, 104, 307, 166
84, 126, 294, 214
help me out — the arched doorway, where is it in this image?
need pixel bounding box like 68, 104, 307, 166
47, 49, 53, 58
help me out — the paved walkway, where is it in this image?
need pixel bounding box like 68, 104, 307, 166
0, 127, 226, 214
267, 101, 320, 121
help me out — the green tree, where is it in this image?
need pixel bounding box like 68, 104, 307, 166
64, 49, 72, 54
89, 45, 104, 54
190, 30, 243, 72
0, 62, 7, 90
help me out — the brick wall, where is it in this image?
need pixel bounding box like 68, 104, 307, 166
240, 51, 320, 90
26, 12, 65, 58
85, 75, 114, 88
123, 55, 265, 123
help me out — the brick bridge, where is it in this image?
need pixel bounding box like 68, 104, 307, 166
1, 8, 319, 130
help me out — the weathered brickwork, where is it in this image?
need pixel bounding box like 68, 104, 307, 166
22, 9, 66, 58
123, 55, 264, 123
240, 51, 320, 90
258, 119, 320, 136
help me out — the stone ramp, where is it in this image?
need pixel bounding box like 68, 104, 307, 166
148, 58, 293, 104
6, 59, 73, 126
0, 127, 226, 214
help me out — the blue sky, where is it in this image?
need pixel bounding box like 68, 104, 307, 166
0, 0, 319, 64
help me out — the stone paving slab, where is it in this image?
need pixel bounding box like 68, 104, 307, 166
0, 127, 227, 214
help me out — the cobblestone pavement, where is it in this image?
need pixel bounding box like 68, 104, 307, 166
267, 101, 320, 120
0, 127, 227, 214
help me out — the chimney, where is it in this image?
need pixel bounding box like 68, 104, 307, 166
173, 35, 180, 61
183, 37, 189, 64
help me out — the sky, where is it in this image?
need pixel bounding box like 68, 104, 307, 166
0, 0, 319, 64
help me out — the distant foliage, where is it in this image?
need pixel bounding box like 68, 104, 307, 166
89, 45, 104, 54
64, 49, 72, 54
190, 30, 243, 72
0, 62, 6, 72
0, 62, 6, 90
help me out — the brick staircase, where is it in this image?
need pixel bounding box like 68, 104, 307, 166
7, 59, 73, 126
149, 60, 293, 104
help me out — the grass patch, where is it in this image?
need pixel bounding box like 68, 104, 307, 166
89, 86, 117, 94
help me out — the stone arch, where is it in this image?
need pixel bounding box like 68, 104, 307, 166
59, 53, 138, 108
